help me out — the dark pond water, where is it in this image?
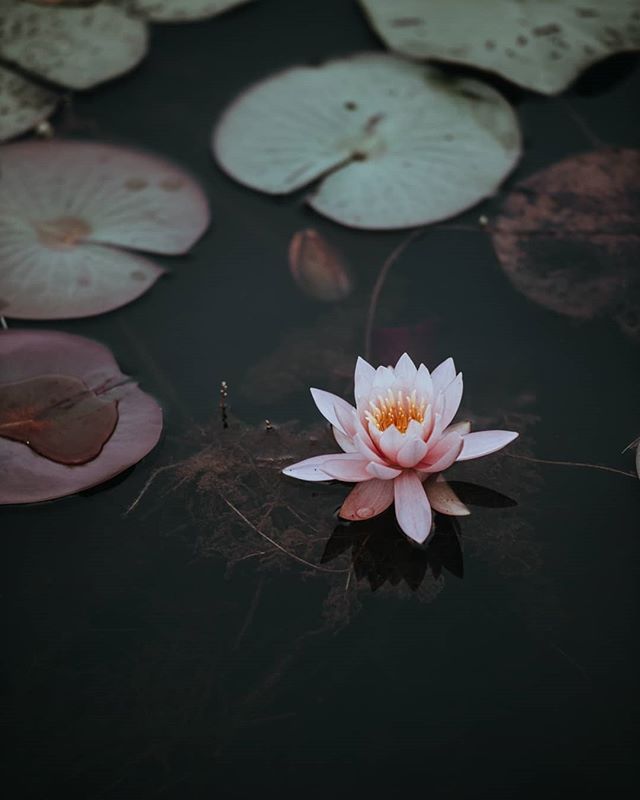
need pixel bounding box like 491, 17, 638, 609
2, 1, 639, 797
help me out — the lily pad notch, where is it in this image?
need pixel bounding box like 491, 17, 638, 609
213, 52, 522, 230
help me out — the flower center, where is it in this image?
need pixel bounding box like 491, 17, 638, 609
365, 389, 427, 434
34, 217, 92, 250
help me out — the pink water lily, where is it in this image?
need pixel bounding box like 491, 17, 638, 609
283, 354, 518, 544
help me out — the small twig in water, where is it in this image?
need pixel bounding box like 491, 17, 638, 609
506, 453, 636, 479
222, 496, 349, 574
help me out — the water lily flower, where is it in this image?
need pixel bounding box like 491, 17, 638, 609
283, 354, 518, 544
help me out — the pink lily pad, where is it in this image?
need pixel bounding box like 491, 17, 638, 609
0, 139, 210, 320
0, 329, 163, 504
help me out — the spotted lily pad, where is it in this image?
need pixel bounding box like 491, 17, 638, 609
492, 149, 640, 341
213, 52, 521, 230
0, 139, 210, 320
131, 0, 255, 21
0, 65, 59, 143
359, 0, 640, 95
0, 329, 163, 505
0, 0, 148, 90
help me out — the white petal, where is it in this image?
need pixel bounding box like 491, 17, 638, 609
457, 431, 519, 462
367, 462, 402, 479
394, 352, 417, 383
354, 355, 376, 403
310, 388, 356, 435
441, 373, 464, 429
431, 357, 456, 394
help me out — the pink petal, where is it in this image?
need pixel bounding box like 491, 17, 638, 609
441, 372, 463, 429
321, 454, 372, 482
393, 470, 433, 544
396, 436, 429, 468
415, 363, 433, 398
367, 462, 402, 479
372, 365, 395, 390
354, 356, 375, 402
378, 424, 406, 462
431, 357, 456, 393
282, 453, 340, 481
394, 352, 417, 383
333, 426, 357, 453
340, 478, 394, 521
421, 432, 464, 473
457, 430, 519, 462
310, 388, 356, 435
425, 476, 470, 516
354, 432, 385, 463
0, 330, 162, 505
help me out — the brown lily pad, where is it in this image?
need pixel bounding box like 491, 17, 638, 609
492, 148, 640, 341
0, 374, 118, 464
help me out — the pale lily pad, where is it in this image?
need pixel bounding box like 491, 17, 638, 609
0, 65, 58, 143
131, 0, 254, 22
0, 329, 163, 505
0, 139, 210, 319
213, 52, 521, 230
359, 0, 640, 95
0, 0, 148, 90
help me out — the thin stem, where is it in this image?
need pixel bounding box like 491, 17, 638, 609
506, 453, 636, 479
222, 497, 349, 574
559, 98, 605, 149
364, 228, 424, 361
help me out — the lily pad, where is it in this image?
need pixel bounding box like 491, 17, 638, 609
358, 0, 640, 94
213, 52, 521, 230
131, 0, 255, 22
492, 149, 640, 341
0, 66, 59, 143
0, 0, 148, 90
0, 329, 163, 505
0, 139, 210, 319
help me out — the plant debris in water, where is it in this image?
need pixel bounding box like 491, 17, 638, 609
131, 409, 541, 627
288, 228, 353, 302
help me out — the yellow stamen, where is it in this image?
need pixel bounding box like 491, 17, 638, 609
365, 390, 427, 434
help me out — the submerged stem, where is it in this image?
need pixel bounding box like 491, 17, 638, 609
222, 497, 349, 574
506, 453, 636, 479
364, 228, 425, 361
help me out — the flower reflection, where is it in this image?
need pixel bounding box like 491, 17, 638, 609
322, 481, 516, 592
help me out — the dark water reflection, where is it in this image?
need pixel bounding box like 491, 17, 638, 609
1, 1, 640, 798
